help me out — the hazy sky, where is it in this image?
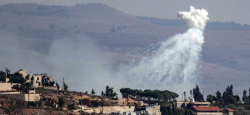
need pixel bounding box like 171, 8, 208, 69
0, 0, 249, 24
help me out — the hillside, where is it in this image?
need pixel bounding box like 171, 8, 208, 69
0, 3, 249, 96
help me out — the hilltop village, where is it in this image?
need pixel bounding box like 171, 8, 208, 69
0, 69, 249, 114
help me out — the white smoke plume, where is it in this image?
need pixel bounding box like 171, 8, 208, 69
178, 6, 209, 30
119, 6, 209, 93
0, 6, 209, 97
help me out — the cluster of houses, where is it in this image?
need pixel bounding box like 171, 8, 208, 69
175, 98, 234, 115
0, 69, 58, 102
0, 69, 236, 115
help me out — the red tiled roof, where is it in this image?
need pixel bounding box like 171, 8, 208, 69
193, 106, 222, 111
226, 109, 234, 112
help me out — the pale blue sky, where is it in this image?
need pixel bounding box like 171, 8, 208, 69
0, 0, 250, 24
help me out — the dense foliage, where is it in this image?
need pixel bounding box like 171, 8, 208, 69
58, 97, 64, 109
192, 85, 204, 102
205, 85, 250, 114
0, 71, 6, 82
120, 88, 178, 103
10, 73, 25, 85
102, 86, 117, 99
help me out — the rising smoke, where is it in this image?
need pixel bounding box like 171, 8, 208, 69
0, 6, 209, 97
119, 6, 209, 93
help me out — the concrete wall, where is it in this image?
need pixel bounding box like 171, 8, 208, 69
0, 83, 13, 91
44, 87, 58, 90
146, 105, 161, 115
23, 94, 40, 101
0, 91, 21, 94
0, 93, 40, 102
79, 106, 135, 114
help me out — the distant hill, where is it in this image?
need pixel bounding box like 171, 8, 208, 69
0, 3, 249, 97
137, 16, 250, 30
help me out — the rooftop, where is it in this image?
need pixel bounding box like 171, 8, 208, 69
193, 106, 222, 111
226, 109, 234, 112
191, 102, 210, 104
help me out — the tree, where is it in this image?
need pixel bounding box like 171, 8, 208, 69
249, 88, 250, 104
175, 107, 185, 115
62, 78, 68, 91
10, 73, 25, 85
160, 105, 173, 115
56, 82, 60, 90
104, 85, 117, 99
64, 84, 68, 91
216, 91, 222, 103
101, 91, 104, 96
206, 95, 216, 103
0, 71, 6, 82
91, 89, 95, 95
234, 95, 240, 103
222, 85, 235, 104
58, 97, 64, 109
120, 88, 178, 103
184, 109, 195, 115
242, 90, 248, 104
193, 85, 204, 102
25, 83, 33, 89
184, 91, 186, 101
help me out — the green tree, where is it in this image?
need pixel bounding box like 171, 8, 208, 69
104, 85, 117, 99
234, 94, 240, 103
56, 82, 60, 90
91, 89, 95, 95
242, 90, 248, 104
62, 79, 68, 91
184, 109, 195, 115
160, 105, 173, 115
206, 94, 216, 103
0, 71, 6, 82
222, 85, 235, 104
120, 88, 178, 103
25, 83, 33, 89
10, 73, 25, 85
175, 107, 185, 115
249, 88, 250, 104
193, 85, 204, 102
58, 97, 64, 109
101, 91, 104, 96
216, 91, 222, 103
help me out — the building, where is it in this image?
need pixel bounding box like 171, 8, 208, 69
192, 106, 223, 115
133, 103, 160, 115
225, 109, 234, 115
15, 69, 55, 88
175, 99, 223, 115
190, 102, 210, 107
175, 101, 210, 108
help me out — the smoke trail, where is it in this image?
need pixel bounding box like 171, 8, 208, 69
120, 6, 209, 90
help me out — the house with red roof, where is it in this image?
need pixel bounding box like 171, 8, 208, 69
225, 108, 234, 115
192, 106, 223, 115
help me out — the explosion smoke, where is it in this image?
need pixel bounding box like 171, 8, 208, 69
121, 6, 209, 90
178, 6, 209, 30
